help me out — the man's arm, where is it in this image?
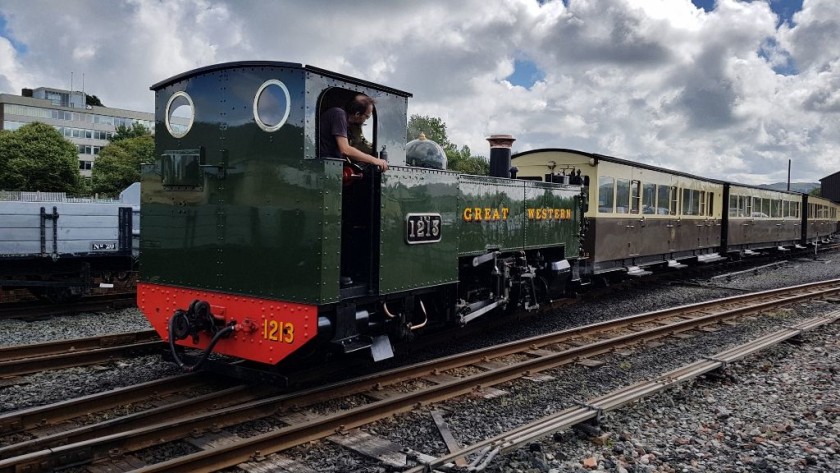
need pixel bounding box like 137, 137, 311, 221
336, 136, 389, 171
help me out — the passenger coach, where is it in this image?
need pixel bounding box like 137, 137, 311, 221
512, 148, 840, 281
512, 149, 726, 278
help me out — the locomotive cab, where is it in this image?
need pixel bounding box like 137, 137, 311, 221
315, 86, 381, 298
139, 62, 415, 371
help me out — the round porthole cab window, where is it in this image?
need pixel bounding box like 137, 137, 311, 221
254, 79, 291, 132
165, 91, 194, 138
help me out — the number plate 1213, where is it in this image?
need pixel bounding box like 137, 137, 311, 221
405, 213, 442, 244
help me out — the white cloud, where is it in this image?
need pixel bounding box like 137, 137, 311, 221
0, 0, 837, 185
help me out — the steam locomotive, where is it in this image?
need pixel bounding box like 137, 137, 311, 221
138, 62, 584, 373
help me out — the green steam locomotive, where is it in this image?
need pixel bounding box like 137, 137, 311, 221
138, 61, 583, 374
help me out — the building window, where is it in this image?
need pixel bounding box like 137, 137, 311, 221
2, 120, 26, 130
79, 160, 93, 170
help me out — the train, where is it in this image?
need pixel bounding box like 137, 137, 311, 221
137, 61, 839, 375
512, 150, 839, 280
0, 184, 139, 302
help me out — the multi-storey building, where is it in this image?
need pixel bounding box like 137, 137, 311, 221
0, 87, 153, 178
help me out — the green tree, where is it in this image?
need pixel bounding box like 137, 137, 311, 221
407, 115, 454, 150
449, 145, 489, 175
86, 94, 104, 107
809, 187, 822, 197
112, 122, 151, 142
91, 133, 154, 196
0, 122, 81, 193
406, 114, 489, 175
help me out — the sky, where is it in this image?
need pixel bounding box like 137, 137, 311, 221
0, 0, 837, 185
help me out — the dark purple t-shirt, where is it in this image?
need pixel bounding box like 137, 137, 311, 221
319, 107, 348, 159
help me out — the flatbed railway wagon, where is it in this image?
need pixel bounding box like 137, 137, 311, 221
0, 184, 139, 302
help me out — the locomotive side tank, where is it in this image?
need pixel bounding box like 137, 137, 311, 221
139, 62, 582, 371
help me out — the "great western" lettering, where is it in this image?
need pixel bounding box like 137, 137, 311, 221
526, 207, 573, 220
462, 207, 510, 222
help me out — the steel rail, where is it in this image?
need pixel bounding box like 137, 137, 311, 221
0, 330, 158, 361
0, 332, 163, 377
0, 292, 137, 320
2, 280, 838, 472
0, 384, 266, 460
406, 310, 840, 472
0, 373, 202, 436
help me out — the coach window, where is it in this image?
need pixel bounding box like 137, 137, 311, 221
657, 185, 670, 215
681, 189, 692, 215
668, 186, 679, 215
598, 176, 615, 213
708, 193, 714, 217
615, 179, 630, 214
642, 183, 656, 214
771, 199, 781, 218
699, 191, 707, 216
630, 180, 641, 214
750, 197, 760, 217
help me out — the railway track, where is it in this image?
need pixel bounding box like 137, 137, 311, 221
0, 330, 161, 377
0, 292, 136, 320
1, 278, 838, 472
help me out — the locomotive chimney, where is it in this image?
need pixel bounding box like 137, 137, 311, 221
487, 134, 516, 178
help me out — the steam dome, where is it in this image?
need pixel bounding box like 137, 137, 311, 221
405, 133, 447, 170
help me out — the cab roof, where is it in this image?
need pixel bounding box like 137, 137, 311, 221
150, 60, 412, 98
